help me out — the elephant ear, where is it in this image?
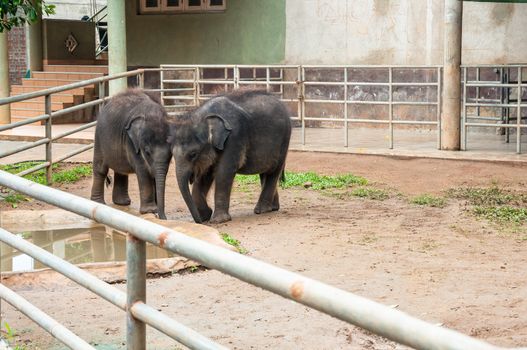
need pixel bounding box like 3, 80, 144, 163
205, 114, 232, 151
125, 115, 145, 154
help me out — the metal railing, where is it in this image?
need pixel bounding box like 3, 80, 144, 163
461, 64, 527, 153
160, 64, 442, 150
0, 69, 145, 183
0, 169, 519, 350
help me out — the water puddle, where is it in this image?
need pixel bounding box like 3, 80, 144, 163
1, 226, 177, 273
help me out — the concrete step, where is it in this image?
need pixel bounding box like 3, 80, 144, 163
32, 71, 104, 81
43, 64, 108, 74
11, 100, 68, 111
14, 94, 80, 104
11, 85, 92, 96
21, 78, 91, 87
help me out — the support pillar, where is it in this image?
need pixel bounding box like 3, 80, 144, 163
0, 28, 10, 124
441, 0, 463, 150
107, 0, 127, 95
26, 9, 43, 73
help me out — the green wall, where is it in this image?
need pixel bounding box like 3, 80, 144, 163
126, 1, 286, 66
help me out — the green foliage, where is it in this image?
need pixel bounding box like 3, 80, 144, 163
447, 186, 526, 206
0, 162, 92, 185
2, 321, 27, 350
350, 187, 389, 201
2, 191, 27, 208
235, 171, 368, 191
410, 194, 446, 208
0, 0, 55, 32
473, 206, 527, 224
220, 233, 247, 254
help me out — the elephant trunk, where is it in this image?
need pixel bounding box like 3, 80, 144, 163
155, 165, 168, 220
176, 167, 202, 223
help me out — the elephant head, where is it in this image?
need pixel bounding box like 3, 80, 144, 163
168, 114, 232, 223
126, 113, 172, 220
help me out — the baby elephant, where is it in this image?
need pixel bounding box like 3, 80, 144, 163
169, 90, 292, 224
91, 89, 171, 219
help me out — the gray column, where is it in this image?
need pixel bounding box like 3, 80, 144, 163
441, 0, 463, 151
0, 28, 10, 124
107, 0, 128, 95
26, 12, 43, 73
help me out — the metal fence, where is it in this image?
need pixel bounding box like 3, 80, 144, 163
0, 170, 517, 350
461, 64, 527, 153
160, 64, 443, 149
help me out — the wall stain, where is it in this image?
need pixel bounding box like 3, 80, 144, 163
373, 0, 390, 17
491, 4, 513, 26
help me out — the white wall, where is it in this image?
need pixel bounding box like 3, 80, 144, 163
285, 0, 527, 65
46, 0, 107, 21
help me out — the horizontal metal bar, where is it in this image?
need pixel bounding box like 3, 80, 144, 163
0, 171, 501, 350
465, 122, 527, 128
0, 227, 226, 350
52, 121, 97, 141
50, 98, 106, 118
465, 102, 527, 108
0, 114, 49, 132
237, 81, 298, 85
302, 118, 437, 125
0, 137, 50, 158
303, 99, 437, 106
465, 82, 526, 88
466, 116, 503, 121
392, 101, 438, 106
15, 161, 50, 177
0, 284, 95, 350
304, 82, 439, 87
53, 144, 94, 164
160, 88, 195, 92
0, 69, 143, 106
461, 64, 527, 68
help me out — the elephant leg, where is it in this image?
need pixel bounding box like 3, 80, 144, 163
255, 167, 282, 214
90, 159, 108, 204
136, 170, 157, 215
192, 169, 214, 222
112, 173, 131, 206
210, 166, 236, 224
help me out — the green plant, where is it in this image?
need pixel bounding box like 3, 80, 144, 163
410, 194, 446, 208
221, 233, 247, 254
2, 321, 27, 350
473, 206, 527, 224
1, 192, 28, 208
447, 186, 526, 207
351, 187, 389, 201
0, 162, 92, 185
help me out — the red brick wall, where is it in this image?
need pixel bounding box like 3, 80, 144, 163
7, 27, 27, 85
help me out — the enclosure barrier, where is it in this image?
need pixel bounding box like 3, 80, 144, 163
461, 64, 527, 153
160, 64, 442, 150
0, 170, 520, 350
0, 69, 147, 183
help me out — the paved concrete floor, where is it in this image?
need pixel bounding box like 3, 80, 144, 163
1, 124, 527, 164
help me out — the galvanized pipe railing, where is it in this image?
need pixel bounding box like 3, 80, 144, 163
0, 169, 515, 350
0, 226, 227, 350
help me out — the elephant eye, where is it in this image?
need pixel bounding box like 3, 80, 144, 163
187, 151, 198, 160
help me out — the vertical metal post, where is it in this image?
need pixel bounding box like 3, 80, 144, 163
98, 81, 106, 114
344, 67, 349, 147
300, 66, 305, 145
0, 27, 10, 124
45, 94, 53, 185
160, 68, 165, 106
234, 66, 240, 90
126, 234, 146, 350
388, 67, 394, 149
476, 67, 480, 118
516, 67, 522, 154
224, 67, 228, 93
441, 0, 463, 150
461, 67, 467, 151
194, 67, 199, 107
107, 0, 128, 95
137, 71, 144, 89
504, 68, 510, 143
266, 68, 270, 93
437, 67, 442, 150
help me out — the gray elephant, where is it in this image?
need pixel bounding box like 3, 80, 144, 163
168, 90, 292, 224
90, 89, 171, 219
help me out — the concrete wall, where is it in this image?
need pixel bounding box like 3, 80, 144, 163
285, 0, 527, 65
42, 19, 95, 64
46, 0, 107, 20
125, 0, 286, 66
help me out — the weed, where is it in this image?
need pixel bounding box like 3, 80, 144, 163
351, 187, 389, 201
447, 186, 527, 207
410, 194, 446, 208
0, 162, 92, 185
221, 233, 248, 254
1, 192, 28, 208
2, 322, 27, 350
473, 206, 527, 224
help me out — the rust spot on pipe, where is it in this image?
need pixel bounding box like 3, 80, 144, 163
127, 233, 139, 242
90, 206, 99, 222
290, 281, 304, 300
158, 231, 169, 248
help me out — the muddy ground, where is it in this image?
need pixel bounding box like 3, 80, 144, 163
1, 151, 526, 349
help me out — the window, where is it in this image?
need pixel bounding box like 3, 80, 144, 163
139, 0, 226, 14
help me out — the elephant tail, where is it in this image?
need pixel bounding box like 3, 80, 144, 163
105, 175, 112, 188
279, 170, 286, 188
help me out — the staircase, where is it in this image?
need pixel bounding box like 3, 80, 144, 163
9, 64, 108, 125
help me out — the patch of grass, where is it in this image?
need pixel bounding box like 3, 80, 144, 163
473, 206, 527, 224
1, 192, 28, 208
0, 162, 92, 185
448, 186, 527, 207
351, 187, 389, 201
410, 194, 446, 208
221, 233, 248, 254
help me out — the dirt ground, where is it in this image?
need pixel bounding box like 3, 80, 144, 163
1, 151, 526, 349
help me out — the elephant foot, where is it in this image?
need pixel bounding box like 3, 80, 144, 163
113, 196, 131, 206
139, 203, 158, 215
210, 211, 232, 224
198, 207, 213, 222
91, 196, 106, 205
254, 202, 273, 214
